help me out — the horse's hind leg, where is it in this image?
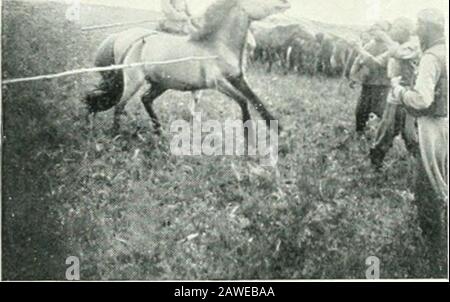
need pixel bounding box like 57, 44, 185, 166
141, 85, 167, 135
216, 80, 255, 151
113, 102, 127, 135
112, 71, 144, 135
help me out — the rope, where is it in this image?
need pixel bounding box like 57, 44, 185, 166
1, 56, 218, 85
81, 19, 164, 31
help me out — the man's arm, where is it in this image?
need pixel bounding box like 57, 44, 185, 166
370, 31, 421, 60
349, 55, 363, 82
396, 54, 441, 115
353, 30, 419, 67
350, 38, 391, 68
355, 46, 389, 67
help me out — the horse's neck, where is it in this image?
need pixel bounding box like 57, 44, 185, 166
214, 6, 250, 59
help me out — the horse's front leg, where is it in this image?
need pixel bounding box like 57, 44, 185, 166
112, 70, 144, 136
228, 76, 281, 133
216, 80, 255, 152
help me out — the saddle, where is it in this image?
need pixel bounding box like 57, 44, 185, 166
113, 28, 159, 64
113, 20, 199, 65
157, 19, 191, 36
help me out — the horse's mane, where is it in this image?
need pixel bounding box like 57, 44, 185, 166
190, 0, 238, 41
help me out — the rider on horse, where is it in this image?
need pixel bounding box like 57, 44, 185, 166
159, 0, 200, 35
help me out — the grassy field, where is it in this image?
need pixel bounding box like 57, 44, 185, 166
2, 0, 444, 280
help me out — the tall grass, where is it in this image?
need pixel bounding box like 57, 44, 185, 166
1, 0, 87, 279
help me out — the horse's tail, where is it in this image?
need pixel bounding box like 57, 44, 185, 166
83, 34, 124, 114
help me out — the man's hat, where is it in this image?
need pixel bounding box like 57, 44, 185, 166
418, 8, 445, 29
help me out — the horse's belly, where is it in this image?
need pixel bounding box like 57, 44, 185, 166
146, 61, 220, 90
139, 35, 220, 90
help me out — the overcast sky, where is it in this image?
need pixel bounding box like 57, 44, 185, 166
22, 0, 450, 25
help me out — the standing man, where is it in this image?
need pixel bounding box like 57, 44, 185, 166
350, 21, 392, 135
390, 8, 447, 275
353, 18, 421, 168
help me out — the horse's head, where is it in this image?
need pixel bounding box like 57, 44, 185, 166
240, 0, 291, 21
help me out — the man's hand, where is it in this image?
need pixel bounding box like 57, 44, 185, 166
388, 76, 404, 105
391, 76, 402, 88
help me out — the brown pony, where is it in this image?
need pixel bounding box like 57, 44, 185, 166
84, 0, 290, 139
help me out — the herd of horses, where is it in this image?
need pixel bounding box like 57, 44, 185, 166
249, 23, 359, 80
